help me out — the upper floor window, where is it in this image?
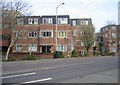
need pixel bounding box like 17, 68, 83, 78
43, 18, 52, 24
81, 20, 88, 25
28, 32, 37, 38
28, 18, 38, 24
0, 34, 10, 40
112, 33, 116, 38
111, 26, 116, 30
16, 45, 22, 51
72, 20, 77, 26
58, 31, 67, 38
58, 18, 68, 24
81, 41, 84, 46
17, 19, 23, 25
16, 31, 22, 38
73, 30, 77, 36
40, 30, 53, 37
57, 45, 67, 51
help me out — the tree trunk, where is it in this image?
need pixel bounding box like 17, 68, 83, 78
5, 40, 13, 61
86, 49, 89, 56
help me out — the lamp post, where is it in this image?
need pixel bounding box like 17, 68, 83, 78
56, 3, 65, 51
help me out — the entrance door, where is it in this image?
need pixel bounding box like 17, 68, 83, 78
42, 46, 51, 53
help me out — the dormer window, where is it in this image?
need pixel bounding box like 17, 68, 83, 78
58, 18, 68, 24
17, 19, 23, 25
81, 20, 88, 25
72, 20, 76, 26
28, 18, 38, 24
43, 18, 53, 24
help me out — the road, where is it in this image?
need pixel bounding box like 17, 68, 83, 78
2, 56, 119, 84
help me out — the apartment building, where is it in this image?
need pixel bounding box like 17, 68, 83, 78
100, 25, 118, 54
2, 15, 94, 59
71, 18, 94, 56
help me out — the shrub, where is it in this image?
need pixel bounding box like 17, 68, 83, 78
22, 54, 37, 60
54, 51, 64, 58
71, 50, 79, 57
6, 58, 16, 61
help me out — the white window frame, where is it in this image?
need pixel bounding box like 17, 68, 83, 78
34, 18, 38, 24
28, 32, 37, 38
17, 19, 23, 25
40, 30, 53, 37
58, 31, 67, 38
58, 18, 68, 24
16, 45, 22, 51
81, 20, 88, 25
28, 19, 33, 24
81, 41, 84, 46
43, 18, 53, 24
16, 31, 22, 38
80, 50, 86, 56
72, 20, 76, 26
57, 45, 67, 51
28, 18, 38, 24
73, 30, 76, 36
28, 44, 37, 52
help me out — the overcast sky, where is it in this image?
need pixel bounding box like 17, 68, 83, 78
24, 0, 119, 32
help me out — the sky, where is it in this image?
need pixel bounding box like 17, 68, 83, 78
24, 0, 119, 32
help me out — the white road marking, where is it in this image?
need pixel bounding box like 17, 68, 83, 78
22, 78, 52, 84
2, 72, 36, 79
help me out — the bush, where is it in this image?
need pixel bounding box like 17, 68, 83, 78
54, 51, 64, 58
71, 50, 79, 57
6, 58, 16, 61
102, 52, 115, 56
22, 54, 37, 60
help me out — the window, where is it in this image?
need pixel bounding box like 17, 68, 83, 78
112, 33, 116, 38
81, 20, 88, 25
57, 45, 67, 51
58, 31, 67, 38
72, 20, 76, 26
40, 30, 53, 37
17, 19, 23, 25
42, 46, 51, 53
1, 34, 10, 40
111, 26, 116, 30
43, 18, 52, 24
28, 32, 37, 38
34, 18, 38, 24
28, 18, 38, 24
16, 45, 22, 51
28, 44, 37, 51
73, 31, 76, 36
81, 41, 84, 46
28, 19, 33, 24
105, 34, 107, 37
112, 47, 116, 52
58, 18, 68, 24
16, 31, 22, 38
80, 50, 86, 56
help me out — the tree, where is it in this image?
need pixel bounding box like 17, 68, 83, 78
106, 20, 117, 53
2, 0, 31, 60
78, 25, 95, 56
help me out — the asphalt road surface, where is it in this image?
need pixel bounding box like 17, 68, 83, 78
2, 56, 119, 84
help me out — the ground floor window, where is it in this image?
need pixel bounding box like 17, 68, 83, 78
42, 46, 51, 53
16, 45, 22, 51
80, 50, 86, 56
57, 45, 67, 51
28, 44, 37, 51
